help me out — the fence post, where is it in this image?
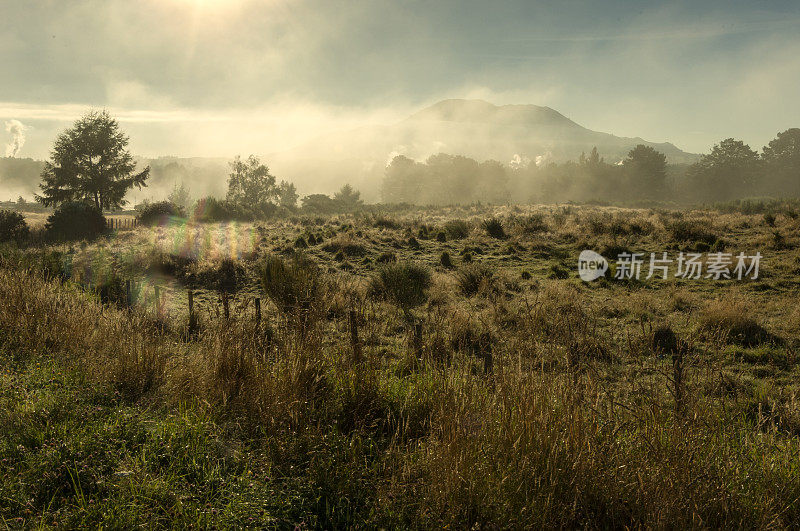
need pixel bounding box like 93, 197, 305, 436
188, 289, 196, 333
255, 297, 261, 327
349, 310, 362, 363
154, 285, 162, 318
673, 346, 685, 418
413, 322, 423, 359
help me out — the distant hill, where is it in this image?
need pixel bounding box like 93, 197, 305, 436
268, 99, 699, 200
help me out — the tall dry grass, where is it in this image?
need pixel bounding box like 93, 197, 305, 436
2, 256, 800, 526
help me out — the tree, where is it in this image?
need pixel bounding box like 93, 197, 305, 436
333, 184, 363, 211
277, 180, 299, 209
687, 138, 760, 201
226, 155, 278, 214
762, 128, 800, 196
476, 160, 510, 204
382, 155, 423, 204
36, 110, 149, 210
168, 181, 191, 211
301, 193, 338, 214
623, 144, 667, 199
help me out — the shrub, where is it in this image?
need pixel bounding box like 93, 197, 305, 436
258, 253, 322, 326
369, 262, 432, 316
376, 251, 397, 264
665, 219, 716, 245
45, 201, 106, 241
436, 231, 447, 242
322, 236, 367, 257
136, 201, 185, 226
482, 217, 506, 239
193, 196, 252, 222
217, 257, 241, 294
444, 219, 470, 240
763, 213, 776, 227
548, 264, 570, 279
0, 209, 29, 245
440, 251, 454, 268
455, 263, 496, 296
585, 213, 636, 237
699, 300, 775, 346
651, 325, 679, 355
372, 215, 401, 230
518, 213, 548, 234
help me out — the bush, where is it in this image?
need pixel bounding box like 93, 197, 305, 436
548, 263, 570, 279
136, 201, 185, 226
482, 217, 506, 239
372, 215, 401, 230
518, 214, 548, 234
444, 219, 470, 240
369, 262, 432, 316
699, 300, 775, 347
192, 196, 252, 222
322, 236, 367, 257
665, 219, 716, 245
45, 201, 106, 241
217, 257, 241, 294
258, 253, 322, 321
0, 209, 29, 245
651, 325, 679, 355
440, 251, 454, 268
376, 251, 397, 264
455, 263, 496, 296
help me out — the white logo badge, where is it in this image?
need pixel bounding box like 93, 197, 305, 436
578, 250, 608, 281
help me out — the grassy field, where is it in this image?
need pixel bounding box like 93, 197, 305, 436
2, 203, 800, 528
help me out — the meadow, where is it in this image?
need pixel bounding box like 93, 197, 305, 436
2, 202, 800, 528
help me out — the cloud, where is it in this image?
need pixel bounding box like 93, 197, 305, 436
1, 0, 800, 158
4, 119, 26, 157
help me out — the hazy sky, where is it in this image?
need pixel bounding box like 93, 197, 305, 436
2, 0, 800, 159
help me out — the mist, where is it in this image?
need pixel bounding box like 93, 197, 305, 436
2, 0, 800, 205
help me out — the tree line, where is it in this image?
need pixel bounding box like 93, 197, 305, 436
382, 129, 800, 205
22, 109, 800, 218
31, 110, 365, 224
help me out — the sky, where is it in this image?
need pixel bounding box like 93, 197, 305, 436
2, 0, 800, 160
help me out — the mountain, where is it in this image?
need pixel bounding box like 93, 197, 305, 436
268, 99, 699, 200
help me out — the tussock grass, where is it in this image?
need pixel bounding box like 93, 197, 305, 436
455, 262, 496, 297
699, 299, 776, 346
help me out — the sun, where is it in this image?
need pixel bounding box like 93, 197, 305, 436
175, 0, 241, 11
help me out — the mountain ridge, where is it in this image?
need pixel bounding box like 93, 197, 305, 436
267, 99, 699, 198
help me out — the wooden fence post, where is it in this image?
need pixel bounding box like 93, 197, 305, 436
188, 289, 196, 333
413, 322, 423, 359
349, 310, 362, 363
154, 285, 162, 318
255, 297, 261, 327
